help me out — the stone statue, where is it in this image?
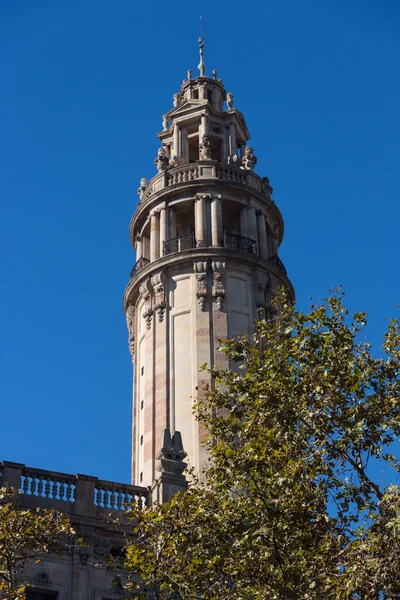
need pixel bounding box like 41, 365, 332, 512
212, 69, 217, 80
154, 147, 169, 173
173, 93, 179, 107
226, 92, 234, 109
137, 177, 148, 202
162, 114, 169, 131
187, 69, 192, 80
262, 176, 273, 196
199, 134, 213, 160
241, 146, 257, 171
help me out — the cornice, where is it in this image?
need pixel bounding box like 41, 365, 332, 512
122, 247, 294, 311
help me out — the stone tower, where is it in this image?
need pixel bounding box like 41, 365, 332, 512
123, 47, 294, 500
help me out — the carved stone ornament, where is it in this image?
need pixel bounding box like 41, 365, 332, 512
137, 177, 148, 202
226, 92, 234, 109
266, 274, 281, 316
199, 134, 213, 160
241, 146, 257, 171
156, 429, 187, 475
139, 279, 153, 330
154, 146, 169, 173
125, 304, 136, 363
212, 261, 225, 312
254, 270, 269, 317
33, 572, 52, 586
194, 261, 208, 311
151, 271, 166, 322
79, 547, 90, 566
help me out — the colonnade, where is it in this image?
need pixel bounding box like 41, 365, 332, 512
135, 198, 276, 263
172, 113, 238, 164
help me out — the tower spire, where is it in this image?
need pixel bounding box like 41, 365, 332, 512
198, 16, 205, 76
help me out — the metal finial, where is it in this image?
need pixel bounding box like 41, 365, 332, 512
198, 16, 205, 76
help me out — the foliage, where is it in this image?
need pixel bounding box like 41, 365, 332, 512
0, 487, 75, 599
123, 290, 400, 599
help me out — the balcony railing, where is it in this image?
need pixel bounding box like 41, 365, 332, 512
223, 232, 257, 255
163, 232, 196, 256
130, 256, 150, 279
268, 254, 287, 275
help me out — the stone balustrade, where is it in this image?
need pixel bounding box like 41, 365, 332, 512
0, 461, 149, 516
139, 161, 268, 207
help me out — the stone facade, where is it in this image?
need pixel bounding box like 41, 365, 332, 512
124, 63, 294, 493
0, 461, 149, 599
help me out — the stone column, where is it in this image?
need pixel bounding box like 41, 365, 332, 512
135, 237, 143, 261
150, 211, 160, 262
240, 206, 249, 238
143, 235, 150, 259
228, 122, 237, 157
257, 211, 268, 259
173, 123, 180, 157
211, 195, 222, 246
221, 126, 229, 162
195, 195, 206, 247
159, 206, 167, 256
181, 128, 188, 163
247, 206, 258, 249
200, 112, 209, 139
169, 207, 176, 239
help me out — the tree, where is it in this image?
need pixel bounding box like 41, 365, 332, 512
0, 487, 75, 599
122, 290, 400, 599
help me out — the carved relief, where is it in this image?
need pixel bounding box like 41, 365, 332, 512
194, 261, 208, 311
139, 279, 153, 330
212, 261, 225, 312
151, 271, 166, 322
125, 304, 136, 363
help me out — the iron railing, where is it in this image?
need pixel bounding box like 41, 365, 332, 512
163, 232, 195, 256
268, 255, 287, 275
223, 232, 257, 255
130, 256, 150, 279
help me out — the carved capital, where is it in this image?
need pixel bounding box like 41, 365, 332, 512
139, 279, 153, 330
125, 304, 136, 363
151, 271, 166, 322
194, 261, 208, 311
212, 261, 225, 312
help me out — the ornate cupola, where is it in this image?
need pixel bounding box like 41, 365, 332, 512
123, 42, 294, 499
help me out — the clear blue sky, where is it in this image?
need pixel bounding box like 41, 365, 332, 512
1, 1, 399, 484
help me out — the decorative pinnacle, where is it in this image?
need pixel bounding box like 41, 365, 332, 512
198, 16, 205, 76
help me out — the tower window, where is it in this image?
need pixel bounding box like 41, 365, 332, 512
193, 88, 199, 99
140, 435, 143, 446
141, 366, 144, 376
140, 472, 143, 483
207, 89, 213, 104
140, 400, 144, 410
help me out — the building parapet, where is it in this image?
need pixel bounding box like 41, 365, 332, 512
0, 461, 149, 517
